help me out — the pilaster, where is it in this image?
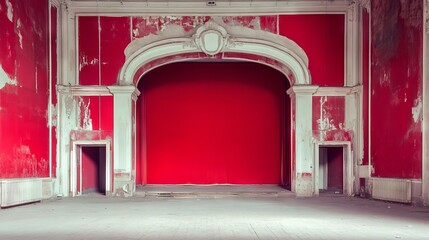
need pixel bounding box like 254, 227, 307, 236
108, 86, 140, 196
288, 85, 318, 197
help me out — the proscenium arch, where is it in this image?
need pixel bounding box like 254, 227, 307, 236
118, 21, 311, 86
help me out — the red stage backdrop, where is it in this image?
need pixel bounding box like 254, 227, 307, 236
138, 62, 288, 184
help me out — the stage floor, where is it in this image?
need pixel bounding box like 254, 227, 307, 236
136, 184, 293, 198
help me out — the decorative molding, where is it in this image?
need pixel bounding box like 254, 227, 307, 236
50, 0, 62, 8
193, 21, 228, 56
356, 0, 370, 12
313, 86, 362, 96
66, 0, 351, 16
108, 85, 141, 101
287, 85, 319, 97
347, 1, 356, 22
57, 85, 112, 96
121, 20, 310, 86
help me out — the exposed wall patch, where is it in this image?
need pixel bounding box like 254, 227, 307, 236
16, 19, 23, 49
0, 64, 17, 89
412, 97, 422, 123
78, 97, 93, 130
5, 0, 13, 22
79, 53, 99, 71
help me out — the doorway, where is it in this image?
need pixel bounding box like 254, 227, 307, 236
314, 142, 353, 195
70, 141, 111, 196
318, 147, 343, 193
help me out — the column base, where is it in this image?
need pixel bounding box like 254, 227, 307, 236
295, 172, 314, 197
114, 173, 136, 197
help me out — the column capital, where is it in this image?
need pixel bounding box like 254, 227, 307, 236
287, 85, 319, 97
108, 86, 141, 101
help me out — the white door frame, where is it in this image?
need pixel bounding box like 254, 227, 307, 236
314, 141, 353, 196
70, 140, 112, 197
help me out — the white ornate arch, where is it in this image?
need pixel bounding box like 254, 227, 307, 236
119, 21, 311, 86
109, 21, 317, 197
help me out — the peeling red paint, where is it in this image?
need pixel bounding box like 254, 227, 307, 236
132, 16, 210, 39
312, 96, 349, 142
130, 16, 277, 40
77, 96, 113, 131
0, 0, 51, 178
70, 130, 113, 142
371, 0, 423, 178
221, 16, 277, 33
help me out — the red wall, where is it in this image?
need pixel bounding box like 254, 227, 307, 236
279, 14, 345, 87
138, 62, 288, 184
370, 0, 422, 178
78, 14, 344, 87
78, 15, 279, 86
0, 0, 51, 178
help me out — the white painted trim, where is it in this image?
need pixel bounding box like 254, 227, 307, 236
313, 86, 361, 96
314, 141, 353, 196
345, 2, 360, 86
57, 85, 112, 96
70, 140, 112, 197
107, 86, 140, 186
288, 85, 318, 196
120, 21, 310, 86
367, 4, 373, 178
50, 0, 61, 8
66, 0, 351, 16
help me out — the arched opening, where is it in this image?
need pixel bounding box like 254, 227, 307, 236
110, 21, 315, 196
136, 61, 292, 187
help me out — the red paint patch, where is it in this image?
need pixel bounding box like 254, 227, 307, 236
279, 14, 345, 86
100, 17, 131, 85
371, 0, 422, 178
78, 16, 100, 85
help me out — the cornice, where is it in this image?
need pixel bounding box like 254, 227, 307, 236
57, 85, 112, 96
65, 0, 351, 16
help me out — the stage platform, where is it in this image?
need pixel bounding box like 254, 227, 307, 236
135, 184, 293, 198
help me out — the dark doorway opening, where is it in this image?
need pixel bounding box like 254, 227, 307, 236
318, 146, 343, 193
81, 146, 107, 195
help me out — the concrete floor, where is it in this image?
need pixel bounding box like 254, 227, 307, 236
0, 190, 429, 240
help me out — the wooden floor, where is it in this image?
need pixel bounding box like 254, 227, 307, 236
0, 191, 428, 240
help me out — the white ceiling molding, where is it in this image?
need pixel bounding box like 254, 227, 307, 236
65, 0, 352, 15
120, 20, 310, 86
